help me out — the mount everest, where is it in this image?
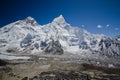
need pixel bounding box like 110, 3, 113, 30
0, 15, 120, 56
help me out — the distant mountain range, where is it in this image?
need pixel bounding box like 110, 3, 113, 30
0, 15, 120, 56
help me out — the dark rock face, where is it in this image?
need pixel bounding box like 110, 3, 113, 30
99, 37, 120, 56
40, 41, 47, 50
43, 40, 64, 55
79, 41, 90, 49
20, 33, 33, 48
20, 33, 64, 54
0, 59, 8, 66
22, 77, 28, 80
20, 33, 40, 50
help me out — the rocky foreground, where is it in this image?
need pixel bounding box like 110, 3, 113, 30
0, 59, 120, 80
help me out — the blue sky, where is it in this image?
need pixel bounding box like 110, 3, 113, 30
0, 0, 120, 37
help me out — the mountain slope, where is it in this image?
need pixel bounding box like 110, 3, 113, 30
0, 15, 119, 56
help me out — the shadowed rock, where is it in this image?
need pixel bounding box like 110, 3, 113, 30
0, 59, 8, 66
44, 39, 64, 55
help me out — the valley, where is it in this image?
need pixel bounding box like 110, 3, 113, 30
0, 55, 120, 80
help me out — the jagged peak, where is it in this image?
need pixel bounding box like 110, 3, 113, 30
24, 16, 39, 26
53, 15, 66, 24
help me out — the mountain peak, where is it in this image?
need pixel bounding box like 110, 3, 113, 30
25, 16, 35, 21
58, 15, 64, 19
53, 15, 66, 24
24, 16, 39, 26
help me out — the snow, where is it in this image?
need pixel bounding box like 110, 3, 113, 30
66, 46, 80, 54
26, 16, 35, 21
1, 15, 119, 57
53, 15, 66, 27
59, 39, 69, 48
0, 54, 30, 60
108, 64, 114, 68
118, 38, 120, 41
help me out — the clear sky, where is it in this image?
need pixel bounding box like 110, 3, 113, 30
0, 0, 120, 37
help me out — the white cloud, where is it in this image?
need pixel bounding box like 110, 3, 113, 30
106, 24, 110, 27
81, 25, 85, 27
115, 28, 119, 30
97, 25, 103, 28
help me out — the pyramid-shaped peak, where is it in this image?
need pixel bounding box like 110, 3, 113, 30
58, 15, 64, 19
53, 15, 66, 23
24, 16, 39, 26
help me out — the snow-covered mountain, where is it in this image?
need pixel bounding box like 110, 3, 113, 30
0, 15, 119, 56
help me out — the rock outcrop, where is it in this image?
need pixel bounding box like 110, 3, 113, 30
43, 39, 64, 55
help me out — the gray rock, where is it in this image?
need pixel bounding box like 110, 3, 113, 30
98, 37, 120, 56
43, 39, 64, 55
